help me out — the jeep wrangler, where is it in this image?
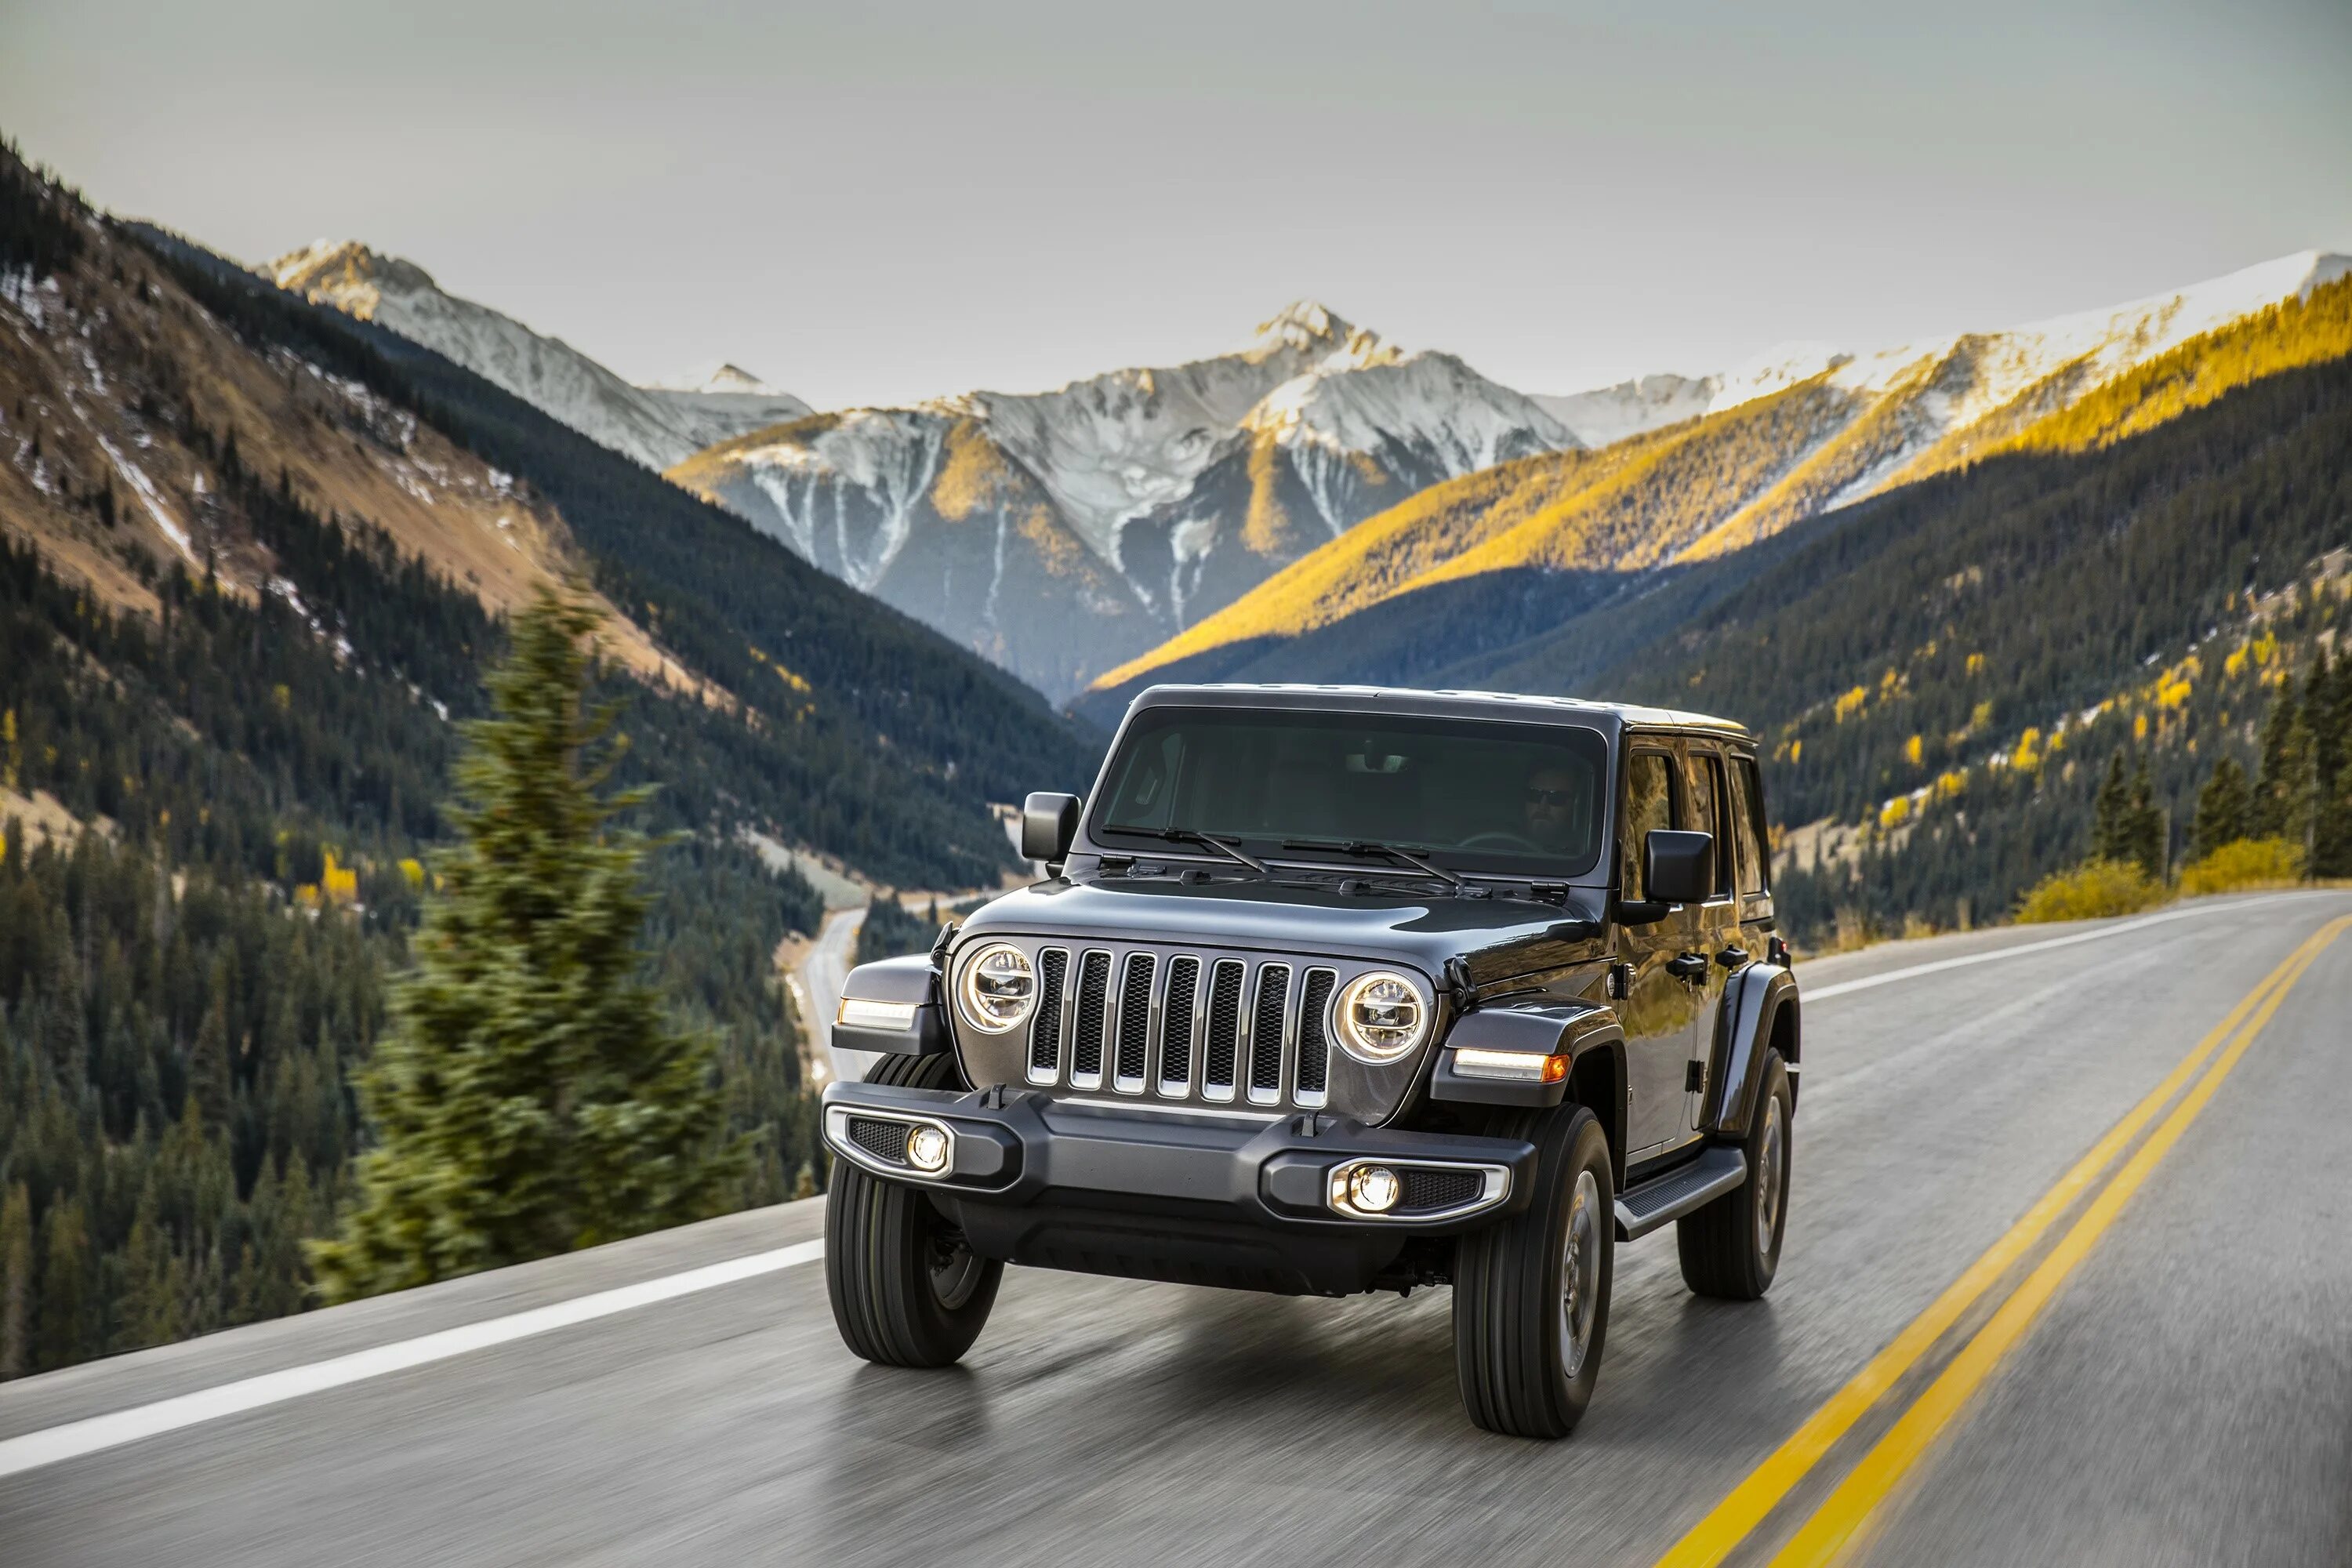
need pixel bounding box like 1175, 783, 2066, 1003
820, 684, 1798, 1438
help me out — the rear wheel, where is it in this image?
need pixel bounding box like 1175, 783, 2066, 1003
824, 1051, 1004, 1367
1677, 1050, 1792, 1300
1453, 1104, 1614, 1439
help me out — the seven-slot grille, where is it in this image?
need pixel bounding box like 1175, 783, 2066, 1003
1027, 949, 1068, 1078
1024, 946, 1337, 1110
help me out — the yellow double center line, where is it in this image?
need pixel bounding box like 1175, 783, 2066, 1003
1654, 913, 2351, 1568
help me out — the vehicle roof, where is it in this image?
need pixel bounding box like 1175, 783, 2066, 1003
1130, 682, 1752, 741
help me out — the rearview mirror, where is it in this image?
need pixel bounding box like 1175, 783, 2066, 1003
1642, 829, 1715, 907
1021, 792, 1082, 866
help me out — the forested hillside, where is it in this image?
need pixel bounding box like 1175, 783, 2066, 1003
0, 480, 831, 1369
126, 220, 1094, 890
0, 140, 1097, 1374
1086, 257, 2352, 713
1079, 277, 2352, 942
1488, 300, 2352, 936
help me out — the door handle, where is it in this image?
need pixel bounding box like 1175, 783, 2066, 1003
1715, 947, 1750, 969
1665, 952, 1710, 981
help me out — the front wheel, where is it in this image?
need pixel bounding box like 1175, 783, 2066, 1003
1677, 1050, 1792, 1299
1453, 1103, 1615, 1439
824, 1051, 1004, 1367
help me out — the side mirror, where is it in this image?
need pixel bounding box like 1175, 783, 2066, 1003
1021, 791, 1082, 866
1642, 829, 1715, 907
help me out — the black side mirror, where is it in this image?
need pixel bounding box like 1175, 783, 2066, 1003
1021, 792, 1082, 866
1643, 829, 1715, 907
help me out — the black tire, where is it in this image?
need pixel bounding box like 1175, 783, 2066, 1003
1453, 1103, 1615, 1439
824, 1051, 1004, 1367
1677, 1050, 1792, 1301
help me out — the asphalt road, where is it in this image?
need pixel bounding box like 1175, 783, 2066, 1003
5, 891, 2350, 1568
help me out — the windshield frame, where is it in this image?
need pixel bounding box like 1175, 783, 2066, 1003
1082, 703, 1615, 881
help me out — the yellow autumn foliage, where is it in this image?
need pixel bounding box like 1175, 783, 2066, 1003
2016, 859, 2166, 924
2178, 837, 2303, 896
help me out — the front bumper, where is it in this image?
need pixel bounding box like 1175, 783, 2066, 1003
820, 1081, 1538, 1295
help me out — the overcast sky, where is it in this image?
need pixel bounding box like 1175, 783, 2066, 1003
8, 0, 2349, 409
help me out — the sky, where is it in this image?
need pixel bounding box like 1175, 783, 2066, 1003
6, 0, 2350, 411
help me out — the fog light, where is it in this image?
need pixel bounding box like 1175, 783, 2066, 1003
906, 1123, 951, 1173
1348, 1164, 1401, 1214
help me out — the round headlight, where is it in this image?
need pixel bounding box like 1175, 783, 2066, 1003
1334, 971, 1430, 1064
957, 943, 1036, 1033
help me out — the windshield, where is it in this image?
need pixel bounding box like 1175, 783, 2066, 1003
1091, 707, 1610, 877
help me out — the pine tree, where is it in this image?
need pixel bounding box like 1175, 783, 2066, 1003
189, 964, 233, 1132
2192, 757, 2253, 858
310, 590, 741, 1303
0, 1183, 31, 1379
2123, 759, 2167, 881
2308, 649, 2352, 877
2092, 753, 2132, 863
36, 1196, 92, 1372
2314, 761, 2352, 879
2250, 681, 2315, 851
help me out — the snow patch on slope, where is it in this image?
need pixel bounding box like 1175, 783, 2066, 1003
1534, 372, 1719, 447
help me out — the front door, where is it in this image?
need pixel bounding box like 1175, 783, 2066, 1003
1683, 745, 1744, 1131
1616, 746, 1704, 1160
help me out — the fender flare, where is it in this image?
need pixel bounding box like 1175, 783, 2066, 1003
1430, 1002, 1628, 1165
1704, 964, 1798, 1138
830, 953, 953, 1058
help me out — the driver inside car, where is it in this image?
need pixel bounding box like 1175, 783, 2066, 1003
1522, 761, 1586, 852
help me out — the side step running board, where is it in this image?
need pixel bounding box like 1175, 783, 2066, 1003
1615, 1145, 1748, 1241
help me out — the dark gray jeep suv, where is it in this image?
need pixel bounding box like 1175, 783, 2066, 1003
820, 684, 1798, 1437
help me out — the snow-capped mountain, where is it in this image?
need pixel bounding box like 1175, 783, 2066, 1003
1534, 372, 1722, 447
669, 303, 1575, 697
1090, 249, 2352, 705
1674, 248, 2352, 556
265, 243, 810, 470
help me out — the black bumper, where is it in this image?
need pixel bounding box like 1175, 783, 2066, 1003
820, 1082, 1539, 1296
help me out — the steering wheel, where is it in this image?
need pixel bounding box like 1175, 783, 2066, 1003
1458, 830, 1544, 852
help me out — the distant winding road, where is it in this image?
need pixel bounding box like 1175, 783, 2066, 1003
788, 904, 872, 1089
6, 892, 2351, 1567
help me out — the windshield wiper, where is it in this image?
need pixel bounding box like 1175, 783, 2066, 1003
1126, 828, 1268, 873
1281, 838, 1465, 890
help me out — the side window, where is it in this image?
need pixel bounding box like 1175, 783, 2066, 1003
1690, 751, 1735, 898
1618, 750, 1679, 900
1731, 757, 1769, 895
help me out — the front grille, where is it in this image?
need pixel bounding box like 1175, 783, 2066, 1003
1249, 965, 1291, 1101
996, 946, 1344, 1114
1204, 960, 1245, 1096
1160, 956, 1200, 1089
1296, 969, 1335, 1101
1029, 948, 1068, 1078
1072, 950, 1112, 1087
1399, 1167, 1485, 1213
1116, 953, 1156, 1087
846, 1116, 910, 1166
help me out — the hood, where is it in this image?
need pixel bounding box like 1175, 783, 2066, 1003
955, 873, 1607, 988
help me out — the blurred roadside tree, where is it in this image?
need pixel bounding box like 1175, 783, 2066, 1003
2190, 758, 2252, 859
311, 590, 741, 1302
2092, 753, 2168, 881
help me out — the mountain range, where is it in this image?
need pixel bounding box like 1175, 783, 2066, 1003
1087, 249, 2352, 707
665, 302, 1576, 697
266, 241, 812, 471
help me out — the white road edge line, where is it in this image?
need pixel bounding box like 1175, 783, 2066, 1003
0, 1238, 824, 1480
1801, 895, 2300, 1002
2, 892, 2324, 1479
